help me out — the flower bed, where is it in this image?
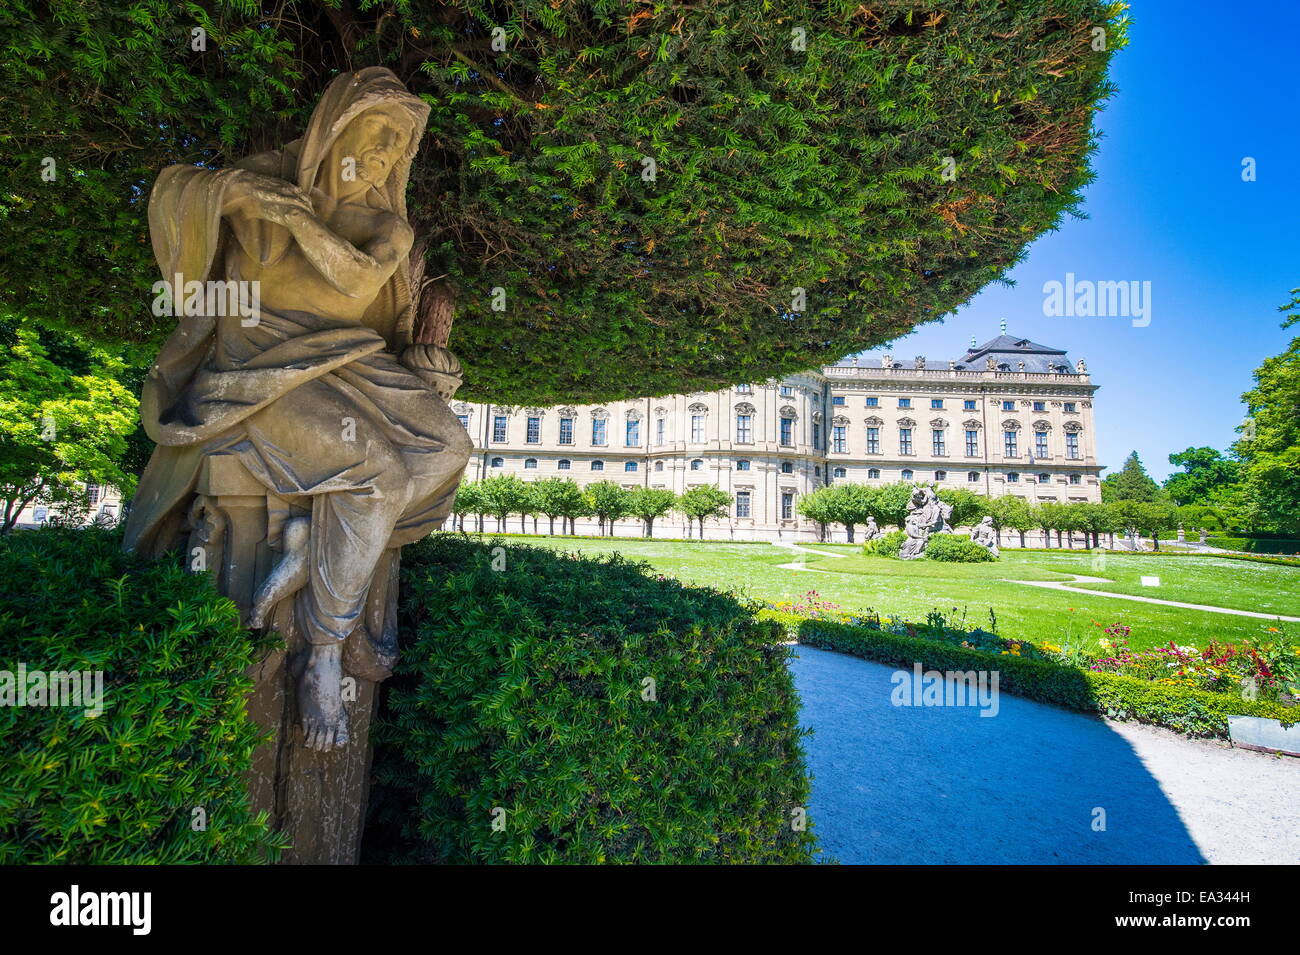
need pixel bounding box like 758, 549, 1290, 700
764, 591, 1298, 738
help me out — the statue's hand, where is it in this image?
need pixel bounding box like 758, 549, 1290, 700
223, 171, 315, 228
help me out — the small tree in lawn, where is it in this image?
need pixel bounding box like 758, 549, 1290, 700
1136, 501, 1180, 551
626, 487, 678, 538
519, 481, 542, 534
449, 480, 481, 532
1033, 501, 1067, 548
584, 481, 631, 536
869, 482, 914, 531
677, 486, 733, 539
795, 486, 835, 542
991, 495, 1034, 548
821, 483, 874, 542
479, 474, 528, 532
531, 477, 579, 536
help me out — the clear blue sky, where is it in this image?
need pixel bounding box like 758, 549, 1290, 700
852, 0, 1300, 481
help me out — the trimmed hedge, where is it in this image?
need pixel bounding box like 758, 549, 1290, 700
863, 529, 906, 558
924, 533, 996, 562
1206, 535, 1300, 556
0, 526, 278, 863
761, 610, 1296, 739
367, 535, 816, 864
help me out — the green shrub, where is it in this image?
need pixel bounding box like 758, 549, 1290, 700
863, 529, 905, 558
761, 611, 1296, 739
367, 534, 816, 864
924, 533, 996, 563
1206, 535, 1300, 555
0, 526, 278, 863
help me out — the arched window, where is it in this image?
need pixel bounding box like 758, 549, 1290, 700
934, 470, 947, 482
1069, 473, 1081, 485
901, 468, 913, 481
867, 468, 880, 480
833, 467, 847, 478
1038, 472, 1051, 484
781, 461, 794, 474
490, 456, 504, 468
653, 461, 664, 472
624, 461, 637, 472
967, 471, 980, 482
736, 459, 751, 471
690, 459, 703, 471
524, 458, 538, 469
557, 459, 571, 470
591, 460, 604, 471
1007, 472, 1020, 483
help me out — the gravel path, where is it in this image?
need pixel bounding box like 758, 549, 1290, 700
788, 644, 1300, 865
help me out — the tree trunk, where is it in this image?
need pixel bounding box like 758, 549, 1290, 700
1018, 530, 1026, 548
845, 524, 855, 543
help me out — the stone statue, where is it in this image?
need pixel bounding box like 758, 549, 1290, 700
122, 68, 472, 860
899, 485, 947, 560
970, 515, 1000, 557
862, 516, 881, 542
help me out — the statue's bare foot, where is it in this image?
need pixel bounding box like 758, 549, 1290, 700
299, 642, 349, 751
248, 516, 310, 629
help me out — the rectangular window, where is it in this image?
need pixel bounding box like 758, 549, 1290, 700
1035, 431, 1048, 458
831, 396, 845, 406
832, 426, 847, 454
457, 414, 470, 430
737, 384, 752, 394
898, 398, 911, 409
736, 414, 752, 443
1004, 431, 1018, 457
626, 419, 640, 446
592, 419, 607, 446
930, 399, 944, 410
690, 414, 704, 442
735, 491, 752, 519
1066, 432, 1080, 459
1002, 400, 1016, 412
655, 417, 665, 446
963, 400, 977, 411
526, 416, 541, 443
965, 430, 979, 456
780, 418, 793, 446
492, 416, 507, 443
866, 397, 879, 408
781, 491, 794, 520
1033, 401, 1046, 412
558, 417, 574, 445
899, 428, 913, 455
812, 421, 821, 449
780, 385, 793, 396
932, 429, 946, 455
1064, 402, 1077, 413
867, 427, 880, 453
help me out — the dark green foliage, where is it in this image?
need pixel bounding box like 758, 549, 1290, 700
924, 533, 995, 562
1101, 451, 1164, 503
2, 0, 1125, 405
1205, 536, 1300, 556
368, 534, 816, 864
864, 529, 905, 557
0, 526, 278, 863
762, 611, 1296, 739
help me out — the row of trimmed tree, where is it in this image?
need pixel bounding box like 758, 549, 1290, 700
798, 481, 1203, 550
449, 477, 734, 538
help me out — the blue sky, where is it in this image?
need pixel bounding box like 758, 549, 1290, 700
852, 0, 1300, 481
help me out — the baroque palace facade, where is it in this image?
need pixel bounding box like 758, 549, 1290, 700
452, 331, 1103, 541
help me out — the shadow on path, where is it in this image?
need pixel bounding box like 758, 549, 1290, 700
788, 645, 1206, 864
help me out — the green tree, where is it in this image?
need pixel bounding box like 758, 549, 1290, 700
795, 486, 835, 542
583, 481, 631, 536
1163, 447, 1241, 507
479, 474, 529, 532
0, 320, 138, 532
937, 488, 989, 529
815, 483, 875, 542
450, 480, 482, 533
2, 1, 1126, 404
531, 477, 584, 536
676, 486, 733, 539
990, 495, 1034, 548
868, 482, 915, 530
625, 487, 678, 538
1101, 452, 1164, 503
1234, 288, 1300, 535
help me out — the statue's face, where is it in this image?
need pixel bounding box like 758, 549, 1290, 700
325, 107, 412, 197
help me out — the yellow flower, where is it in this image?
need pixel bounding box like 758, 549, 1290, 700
1099, 638, 1111, 648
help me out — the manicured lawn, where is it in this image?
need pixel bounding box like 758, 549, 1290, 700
456, 534, 1300, 653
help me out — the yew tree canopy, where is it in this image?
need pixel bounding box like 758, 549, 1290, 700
1, 0, 1125, 405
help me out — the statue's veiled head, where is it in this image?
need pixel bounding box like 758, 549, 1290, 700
293, 68, 430, 215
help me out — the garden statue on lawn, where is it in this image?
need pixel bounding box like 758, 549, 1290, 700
862, 516, 882, 542
970, 515, 1000, 558
122, 67, 472, 862
899, 485, 950, 560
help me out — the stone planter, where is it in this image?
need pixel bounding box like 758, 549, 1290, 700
1227, 715, 1300, 756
